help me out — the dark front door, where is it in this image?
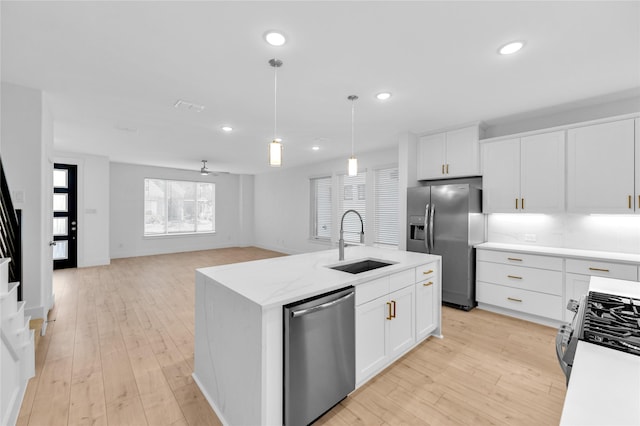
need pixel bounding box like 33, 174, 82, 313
53, 163, 77, 269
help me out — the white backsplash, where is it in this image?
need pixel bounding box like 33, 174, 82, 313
487, 213, 640, 254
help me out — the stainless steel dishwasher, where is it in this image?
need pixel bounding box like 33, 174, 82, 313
283, 286, 355, 426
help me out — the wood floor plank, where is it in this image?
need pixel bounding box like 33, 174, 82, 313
18, 247, 566, 425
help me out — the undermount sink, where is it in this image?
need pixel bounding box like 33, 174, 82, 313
328, 258, 396, 274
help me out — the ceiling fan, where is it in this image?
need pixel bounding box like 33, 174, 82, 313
199, 160, 229, 176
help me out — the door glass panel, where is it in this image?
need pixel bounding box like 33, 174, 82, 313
52, 240, 68, 260
53, 169, 68, 188
53, 217, 68, 236
53, 194, 68, 212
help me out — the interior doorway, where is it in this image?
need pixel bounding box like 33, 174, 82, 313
52, 163, 77, 269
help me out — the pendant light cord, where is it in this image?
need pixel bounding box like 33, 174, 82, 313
273, 61, 278, 141
351, 99, 355, 156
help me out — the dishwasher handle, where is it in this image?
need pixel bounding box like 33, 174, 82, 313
290, 291, 354, 318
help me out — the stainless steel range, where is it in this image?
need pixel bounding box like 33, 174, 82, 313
557, 291, 640, 382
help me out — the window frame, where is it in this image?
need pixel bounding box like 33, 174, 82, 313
143, 177, 216, 237
309, 175, 333, 242
373, 165, 400, 247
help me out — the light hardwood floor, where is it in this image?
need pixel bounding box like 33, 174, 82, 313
18, 247, 566, 426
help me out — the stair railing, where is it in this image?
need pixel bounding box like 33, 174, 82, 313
0, 155, 23, 300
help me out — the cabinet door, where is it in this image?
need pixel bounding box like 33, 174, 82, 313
481, 138, 520, 213
567, 119, 635, 213
416, 279, 435, 341
355, 296, 388, 384
520, 131, 565, 213
564, 273, 591, 322
417, 133, 446, 180
388, 285, 415, 359
446, 126, 480, 178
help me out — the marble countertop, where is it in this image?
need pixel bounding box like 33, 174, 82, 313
196, 246, 440, 309
560, 276, 640, 425
475, 242, 640, 264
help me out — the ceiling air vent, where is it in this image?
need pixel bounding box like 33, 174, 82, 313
174, 99, 205, 113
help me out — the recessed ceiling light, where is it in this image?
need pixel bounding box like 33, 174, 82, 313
376, 92, 392, 101
312, 146, 320, 151
264, 31, 286, 47
498, 41, 525, 55
221, 126, 233, 132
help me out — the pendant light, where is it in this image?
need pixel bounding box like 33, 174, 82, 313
347, 95, 359, 176
268, 58, 283, 167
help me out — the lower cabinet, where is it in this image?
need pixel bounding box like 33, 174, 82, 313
355, 284, 415, 385
355, 262, 441, 386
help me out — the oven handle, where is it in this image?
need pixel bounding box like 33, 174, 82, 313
556, 324, 572, 384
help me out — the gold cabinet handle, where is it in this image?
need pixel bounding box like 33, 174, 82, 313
446, 164, 449, 174
423, 270, 434, 275
386, 302, 392, 320
507, 297, 523, 303
441, 164, 445, 174
521, 198, 524, 210
507, 275, 522, 279
638, 195, 639, 209
629, 195, 632, 209
391, 300, 397, 318
507, 257, 522, 262
423, 281, 434, 287
515, 198, 518, 210
589, 267, 610, 273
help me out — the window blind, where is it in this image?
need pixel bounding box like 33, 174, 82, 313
339, 172, 366, 243
310, 176, 332, 240
374, 167, 399, 245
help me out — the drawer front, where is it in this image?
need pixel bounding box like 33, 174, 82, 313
477, 281, 563, 320
477, 249, 563, 271
390, 268, 416, 293
415, 262, 437, 284
565, 258, 638, 281
476, 262, 562, 296
356, 276, 389, 306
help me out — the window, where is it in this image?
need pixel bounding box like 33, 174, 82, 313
144, 178, 215, 236
310, 176, 332, 240
374, 167, 399, 246
339, 172, 366, 243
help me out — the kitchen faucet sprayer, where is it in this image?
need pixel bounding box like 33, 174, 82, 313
339, 209, 364, 261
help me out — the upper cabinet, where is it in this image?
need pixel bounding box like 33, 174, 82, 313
416, 125, 481, 180
482, 131, 565, 213
567, 118, 638, 214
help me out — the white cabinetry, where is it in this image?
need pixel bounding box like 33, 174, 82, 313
417, 125, 481, 180
355, 263, 441, 386
567, 118, 638, 213
415, 263, 438, 340
476, 249, 563, 321
482, 131, 565, 213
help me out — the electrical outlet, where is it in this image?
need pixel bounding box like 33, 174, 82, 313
524, 233, 537, 242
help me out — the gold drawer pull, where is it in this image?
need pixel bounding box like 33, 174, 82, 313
423, 281, 434, 287
589, 267, 610, 273
391, 300, 397, 318
423, 270, 434, 275
515, 198, 518, 209
507, 275, 522, 279
507, 297, 523, 303
442, 164, 445, 174
629, 195, 632, 209
521, 198, 525, 210
446, 164, 449, 174
507, 257, 522, 262
386, 302, 392, 320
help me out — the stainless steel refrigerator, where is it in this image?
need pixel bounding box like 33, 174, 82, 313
407, 180, 485, 310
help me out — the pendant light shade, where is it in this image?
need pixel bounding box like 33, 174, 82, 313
347, 95, 359, 176
268, 58, 283, 167
269, 139, 282, 167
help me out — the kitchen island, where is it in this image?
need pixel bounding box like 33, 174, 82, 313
193, 246, 441, 425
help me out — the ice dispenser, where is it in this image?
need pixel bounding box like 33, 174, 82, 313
408, 215, 425, 241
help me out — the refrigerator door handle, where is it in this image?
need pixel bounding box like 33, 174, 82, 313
424, 203, 430, 252
429, 203, 435, 253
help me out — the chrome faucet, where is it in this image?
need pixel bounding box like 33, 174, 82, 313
339, 209, 364, 261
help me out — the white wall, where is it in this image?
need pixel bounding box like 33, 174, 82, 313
53, 151, 110, 267
0, 82, 54, 319
253, 147, 398, 255
487, 213, 640, 254
110, 162, 252, 258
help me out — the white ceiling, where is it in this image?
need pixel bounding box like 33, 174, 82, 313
2, 1, 639, 175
